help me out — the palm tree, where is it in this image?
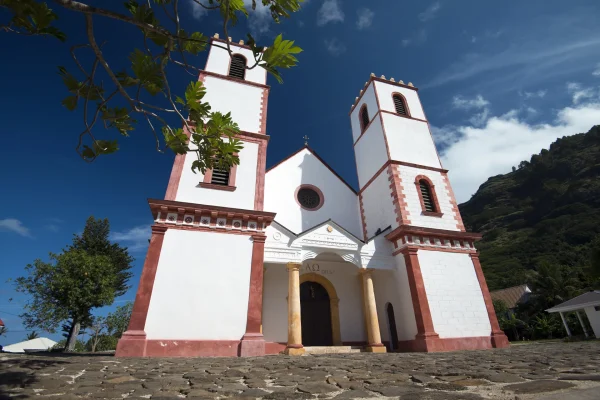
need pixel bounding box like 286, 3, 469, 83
26, 331, 39, 340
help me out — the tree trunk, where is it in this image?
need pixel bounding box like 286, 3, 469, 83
65, 318, 80, 352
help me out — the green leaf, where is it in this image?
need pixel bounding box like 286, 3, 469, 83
93, 140, 119, 155
58, 67, 80, 92
129, 49, 163, 95
62, 96, 78, 111
182, 31, 207, 55
163, 127, 189, 154
261, 34, 302, 83
101, 107, 136, 136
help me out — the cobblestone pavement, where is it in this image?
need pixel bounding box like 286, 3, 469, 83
1, 342, 600, 400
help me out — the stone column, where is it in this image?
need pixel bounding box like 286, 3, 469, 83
240, 234, 267, 357
285, 262, 304, 355
576, 311, 589, 338
360, 269, 386, 353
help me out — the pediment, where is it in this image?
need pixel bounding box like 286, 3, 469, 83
292, 220, 362, 251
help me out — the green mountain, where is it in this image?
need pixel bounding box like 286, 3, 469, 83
459, 125, 600, 292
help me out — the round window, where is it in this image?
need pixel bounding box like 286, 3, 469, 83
297, 187, 322, 210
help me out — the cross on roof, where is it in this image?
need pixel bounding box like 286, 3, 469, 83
303, 135, 309, 146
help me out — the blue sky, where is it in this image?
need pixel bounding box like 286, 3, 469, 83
1, 0, 600, 346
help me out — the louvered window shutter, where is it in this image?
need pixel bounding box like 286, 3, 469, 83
211, 167, 231, 186
229, 55, 246, 80
419, 180, 436, 212
360, 107, 369, 131
393, 95, 407, 116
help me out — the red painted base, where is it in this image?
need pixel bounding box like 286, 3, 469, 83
115, 330, 147, 357
239, 333, 266, 357
491, 332, 510, 348
265, 342, 286, 355
397, 335, 510, 352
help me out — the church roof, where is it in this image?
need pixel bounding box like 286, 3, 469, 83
267, 146, 357, 195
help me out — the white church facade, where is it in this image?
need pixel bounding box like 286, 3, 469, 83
116, 36, 509, 357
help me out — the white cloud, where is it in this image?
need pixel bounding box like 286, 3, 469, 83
521, 90, 547, 99
324, 38, 346, 56
402, 29, 427, 47
111, 225, 151, 252
0, 219, 32, 238
452, 95, 490, 126
594, 63, 600, 76
317, 0, 344, 26
189, 0, 209, 19
418, 2, 441, 22
436, 86, 600, 203
425, 34, 600, 89
356, 8, 374, 30
567, 82, 596, 104
188, 0, 273, 36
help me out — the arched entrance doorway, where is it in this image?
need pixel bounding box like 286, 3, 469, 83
386, 303, 399, 351
300, 281, 333, 346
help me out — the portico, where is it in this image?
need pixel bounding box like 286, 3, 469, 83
260, 220, 395, 354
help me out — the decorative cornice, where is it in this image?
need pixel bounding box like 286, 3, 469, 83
200, 70, 270, 90
386, 225, 482, 242
149, 198, 276, 234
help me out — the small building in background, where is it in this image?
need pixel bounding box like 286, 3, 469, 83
2, 337, 57, 353
547, 291, 600, 339
491, 284, 532, 310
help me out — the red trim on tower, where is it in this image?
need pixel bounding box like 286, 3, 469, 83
387, 165, 411, 225
116, 225, 167, 357
358, 193, 368, 242
240, 234, 267, 357
254, 138, 267, 211
259, 88, 269, 135
470, 253, 510, 348
414, 175, 443, 217
401, 248, 439, 350
442, 172, 466, 231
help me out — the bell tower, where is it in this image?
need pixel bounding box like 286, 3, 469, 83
351, 74, 509, 352
116, 35, 274, 358
164, 34, 269, 212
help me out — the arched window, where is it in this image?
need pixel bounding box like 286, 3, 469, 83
392, 94, 408, 116
418, 179, 436, 212
359, 105, 370, 132
228, 54, 246, 80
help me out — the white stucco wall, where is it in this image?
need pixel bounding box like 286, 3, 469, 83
145, 230, 253, 340
391, 254, 419, 340
374, 81, 426, 121
205, 42, 267, 85
382, 113, 441, 169
202, 75, 263, 133
264, 149, 362, 238
354, 117, 389, 189
176, 140, 258, 209
372, 268, 417, 344
396, 165, 461, 231
262, 259, 367, 343
418, 250, 491, 338
584, 306, 600, 338
350, 83, 379, 143
361, 171, 397, 238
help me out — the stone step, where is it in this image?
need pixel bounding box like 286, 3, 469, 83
304, 346, 363, 354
